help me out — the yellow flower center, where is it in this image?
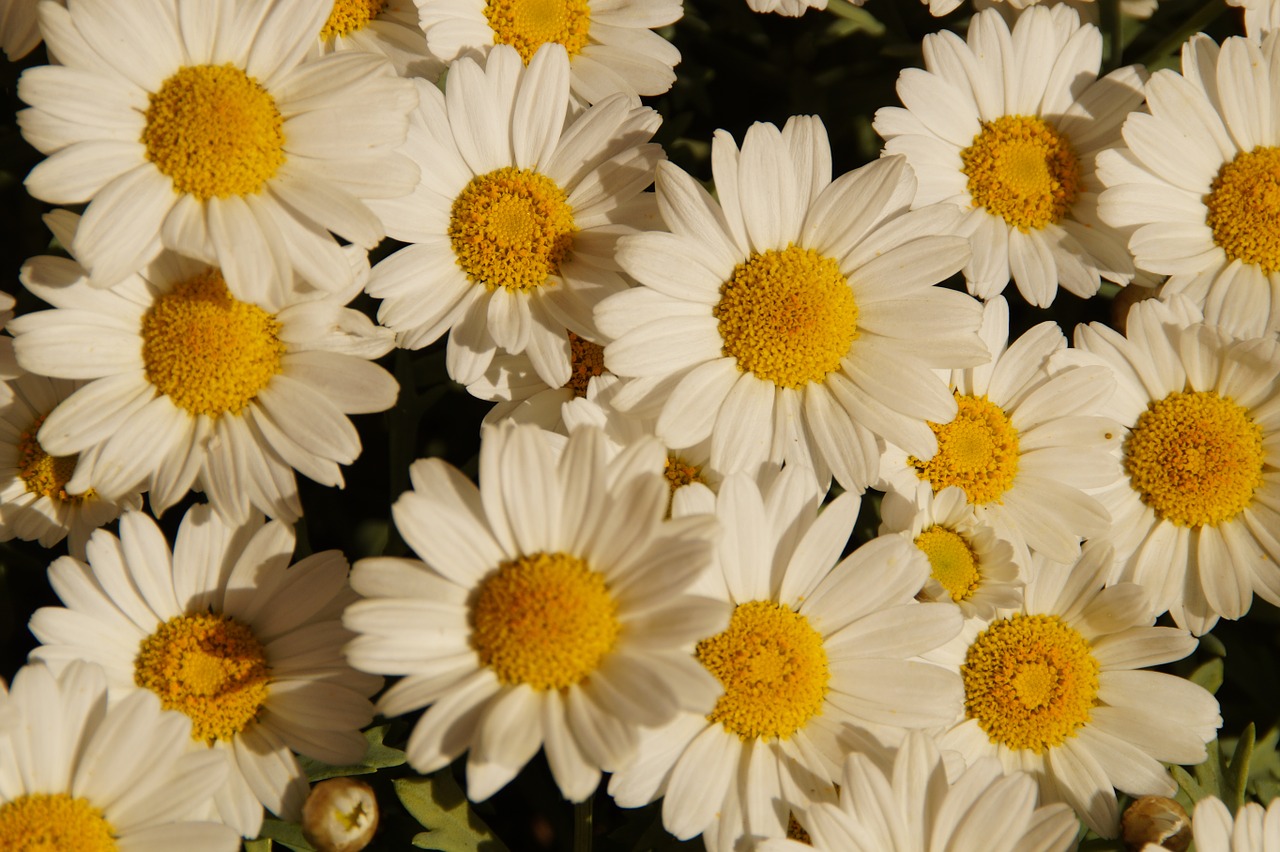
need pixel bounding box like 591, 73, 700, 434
564, 332, 605, 397
1205, 146, 1280, 273
321, 0, 388, 39
1124, 390, 1264, 528
448, 167, 577, 293
140, 269, 285, 418
18, 414, 89, 504
962, 613, 1098, 753
142, 63, 285, 200
663, 454, 705, 493
470, 552, 620, 690
786, 813, 812, 845
696, 600, 829, 741
134, 612, 271, 745
911, 394, 1020, 506
484, 0, 592, 63
0, 794, 117, 852
961, 115, 1082, 231
914, 525, 980, 602
714, 245, 859, 390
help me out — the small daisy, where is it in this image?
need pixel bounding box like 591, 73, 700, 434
607, 469, 966, 852
343, 422, 727, 803
26, 507, 382, 838
1074, 296, 1280, 635
0, 0, 42, 60
599, 116, 988, 495
757, 731, 1079, 852
367, 44, 663, 389
18, 0, 418, 300
935, 542, 1222, 838
747, 0, 825, 19
0, 368, 140, 555
470, 331, 608, 429
873, 6, 1146, 306
878, 296, 1117, 564
11, 211, 398, 523
1161, 796, 1280, 852
0, 660, 240, 852
879, 482, 1023, 620
315, 0, 443, 78
1098, 32, 1280, 337
1227, 0, 1280, 40
419, 0, 681, 104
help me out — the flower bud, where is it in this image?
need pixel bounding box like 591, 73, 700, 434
1121, 795, 1191, 852
301, 777, 379, 852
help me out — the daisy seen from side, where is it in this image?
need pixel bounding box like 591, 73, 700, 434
315, 0, 443, 78
469, 330, 608, 429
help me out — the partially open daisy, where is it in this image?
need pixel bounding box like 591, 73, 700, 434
26, 507, 382, 838
11, 211, 397, 523
607, 469, 966, 852
757, 731, 1079, 852
879, 296, 1117, 563
469, 330, 609, 429
18, 0, 417, 300
419, 0, 681, 104
1168, 796, 1280, 852
934, 542, 1222, 838
600, 117, 988, 495
1099, 32, 1280, 336
1074, 296, 1280, 635
367, 44, 663, 389
873, 6, 1146, 307
0, 660, 239, 852
343, 422, 726, 803
315, 0, 442, 78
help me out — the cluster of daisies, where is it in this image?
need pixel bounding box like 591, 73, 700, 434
1, 0, 1279, 850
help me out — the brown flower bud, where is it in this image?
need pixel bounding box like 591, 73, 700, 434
301, 777, 380, 852
1121, 795, 1191, 852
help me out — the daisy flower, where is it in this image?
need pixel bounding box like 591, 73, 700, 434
469, 331, 608, 429
26, 507, 382, 838
315, 0, 443, 78
878, 296, 1117, 564
1227, 0, 1280, 40
367, 44, 663, 389
1162, 796, 1280, 852
342, 422, 727, 803
1074, 296, 1280, 635
18, 0, 418, 301
1099, 31, 1280, 337
0, 0, 41, 60
873, 6, 1146, 307
757, 731, 1079, 852
934, 542, 1222, 838
0, 368, 140, 555
419, 0, 681, 104
0, 660, 239, 852
10, 211, 397, 523
607, 469, 966, 852
599, 116, 988, 495
747, 0, 825, 19
970, 0, 1160, 22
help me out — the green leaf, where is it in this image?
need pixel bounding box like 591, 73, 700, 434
1188, 656, 1224, 695
395, 772, 509, 852
244, 839, 273, 852
1171, 763, 1215, 805
823, 0, 884, 33
255, 818, 316, 852
1223, 723, 1256, 813
298, 724, 407, 782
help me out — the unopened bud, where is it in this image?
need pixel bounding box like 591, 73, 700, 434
302, 777, 379, 852
1121, 795, 1191, 852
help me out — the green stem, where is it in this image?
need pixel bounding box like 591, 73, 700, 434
1136, 2, 1225, 70
1100, 0, 1123, 71
573, 796, 593, 852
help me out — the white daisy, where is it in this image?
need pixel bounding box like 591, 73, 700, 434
1098, 31, 1280, 337
0, 368, 140, 555
878, 296, 1117, 564
0, 0, 42, 60
971, 0, 1160, 22
367, 43, 663, 389
342, 422, 727, 803
747, 0, 825, 19
0, 660, 239, 851
419, 0, 681, 104
607, 468, 966, 852
1227, 0, 1280, 40
470, 331, 608, 430
873, 6, 1146, 306
26, 507, 382, 838
1157, 796, 1280, 852
1074, 295, 1280, 635
315, 0, 443, 78
10, 211, 398, 523
599, 116, 988, 495
934, 542, 1222, 838
757, 731, 1079, 852
18, 0, 418, 301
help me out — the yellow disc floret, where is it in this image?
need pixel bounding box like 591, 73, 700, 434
714, 245, 859, 389
664, 455, 705, 493
449, 167, 577, 293
141, 269, 284, 418
142, 64, 285, 199
484, 0, 592, 63
0, 793, 117, 852
915, 525, 981, 602
961, 115, 1082, 231
471, 552, 620, 690
962, 613, 1099, 753
1124, 390, 1264, 528
134, 611, 271, 745
564, 332, 606, 397
1205, 146, 1280, 272
911, 394, 1020, 505
18, 414, 87, 504
696, 600, 829, 741
321, 0, 387, 39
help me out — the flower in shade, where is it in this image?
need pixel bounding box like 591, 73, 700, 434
315, 0, 442, 78
26, 507, 382, 838
469, 330, 609, 429
18, 0, 417, 301
1226, 0, 1280, 40
0, 0, 42, 60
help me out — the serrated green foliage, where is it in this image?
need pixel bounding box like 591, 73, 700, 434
1190, 656, 1225, 696
1173, 725, 1258, 813
298, 724, 407, 782
396, 771, 509, 852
